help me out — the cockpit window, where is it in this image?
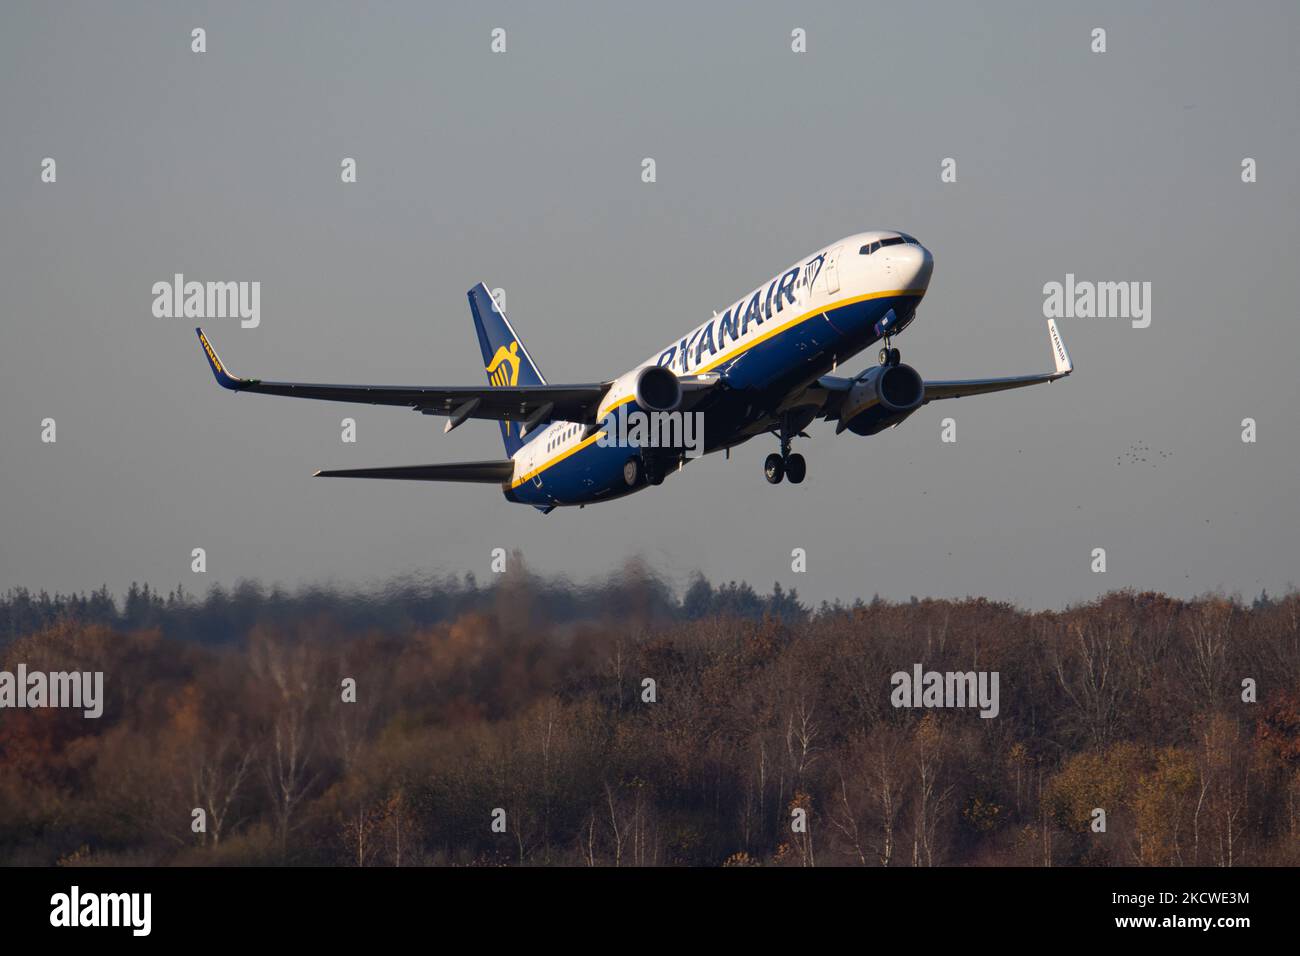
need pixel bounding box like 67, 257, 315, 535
860, 236, 909, 255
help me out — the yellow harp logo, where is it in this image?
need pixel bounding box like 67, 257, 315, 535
486, 341, 521, 387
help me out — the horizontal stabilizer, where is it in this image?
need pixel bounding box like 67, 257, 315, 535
313, 460, 515, 483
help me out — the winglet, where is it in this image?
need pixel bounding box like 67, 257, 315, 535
196, 328, 244, 390
1047, 319, 1072, 376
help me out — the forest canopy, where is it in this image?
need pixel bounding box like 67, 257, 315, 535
0, 564, 1296, 867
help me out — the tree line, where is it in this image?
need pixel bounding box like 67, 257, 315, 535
0, 564, 806, 647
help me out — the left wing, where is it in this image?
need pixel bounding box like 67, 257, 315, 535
196, 328, 606, 426
921, 319, 1072, 402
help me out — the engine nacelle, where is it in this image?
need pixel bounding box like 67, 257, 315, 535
599, 364, 682, 418
840, 363, 925, 436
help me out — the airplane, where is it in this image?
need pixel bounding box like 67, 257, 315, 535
196, 231, 1072, 513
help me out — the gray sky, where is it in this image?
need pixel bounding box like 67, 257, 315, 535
2, 0, 1297, 609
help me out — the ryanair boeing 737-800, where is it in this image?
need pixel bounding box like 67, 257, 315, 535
197, 232, 1072, 513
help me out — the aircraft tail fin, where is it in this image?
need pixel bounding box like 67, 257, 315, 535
467, 283, 547, 456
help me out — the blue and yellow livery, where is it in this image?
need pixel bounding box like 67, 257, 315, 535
195, 232, 1072, 512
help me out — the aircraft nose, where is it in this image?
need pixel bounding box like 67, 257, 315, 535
887, 242, 933, 290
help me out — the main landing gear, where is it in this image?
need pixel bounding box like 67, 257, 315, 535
764, 415, 807, 485
764, 452, 806, 484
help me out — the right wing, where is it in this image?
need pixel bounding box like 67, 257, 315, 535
922, 319, 1073, 402
197, 328, 606, 426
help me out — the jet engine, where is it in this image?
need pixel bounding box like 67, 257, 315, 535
838, 363, 925, 436
601, 364, 682, 416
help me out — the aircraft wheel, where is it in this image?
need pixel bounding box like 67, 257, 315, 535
785, 453, 806, 484
764, 453, 785, 484
888, 348, 901, 366
623, 457, 642, 487
879, 347, 890, 366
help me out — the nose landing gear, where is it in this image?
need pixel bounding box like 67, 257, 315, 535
878, 334, 901, 367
